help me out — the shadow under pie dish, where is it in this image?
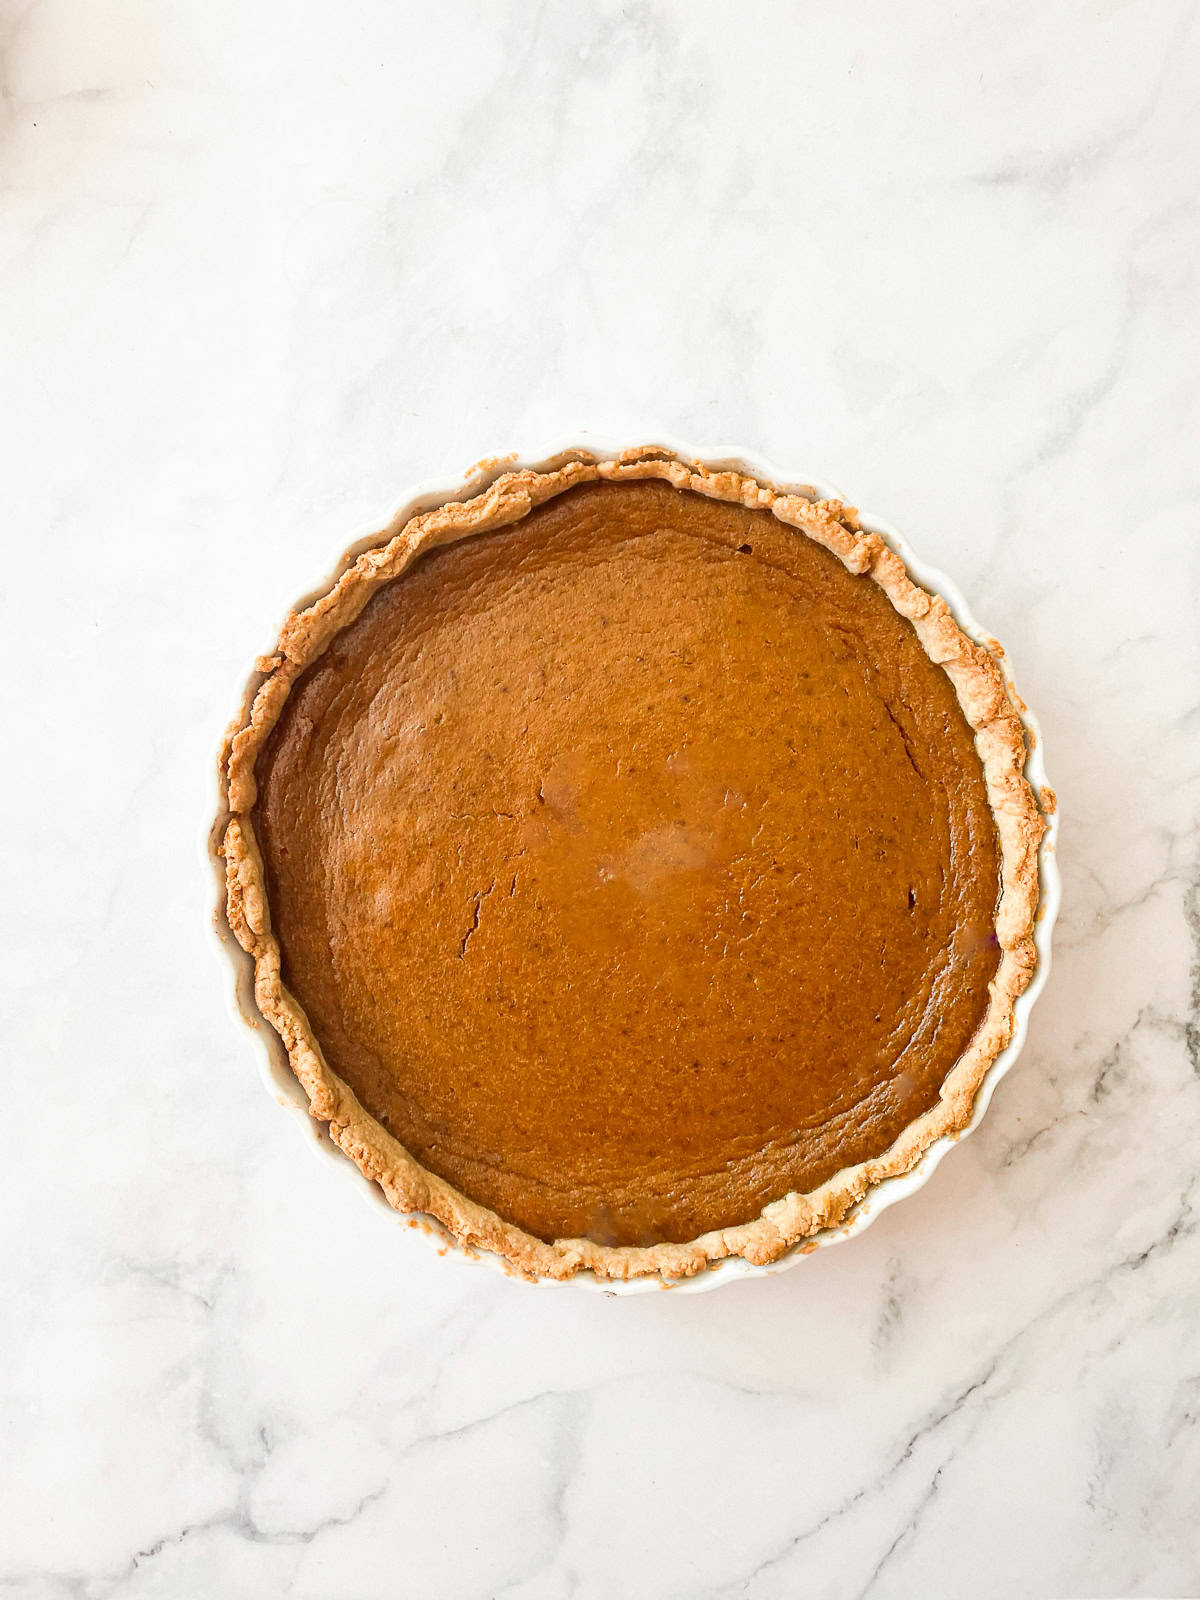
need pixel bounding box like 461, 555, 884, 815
217, 446, 1052, 1285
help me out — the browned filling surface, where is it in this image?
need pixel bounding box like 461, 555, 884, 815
255, 480, 1001, 1246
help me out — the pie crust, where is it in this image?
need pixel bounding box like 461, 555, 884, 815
221, 448, 1045, 1281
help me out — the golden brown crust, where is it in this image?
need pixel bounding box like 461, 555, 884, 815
221, 450, 1046, 1282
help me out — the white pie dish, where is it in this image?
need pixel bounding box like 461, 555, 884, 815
202, 436, 1060, 1295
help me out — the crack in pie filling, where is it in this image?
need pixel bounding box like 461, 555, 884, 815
223, 455, 1044, 1280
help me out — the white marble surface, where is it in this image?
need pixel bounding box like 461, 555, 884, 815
2, 1, 1198, 1595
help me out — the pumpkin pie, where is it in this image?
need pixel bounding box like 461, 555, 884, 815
222, 450, 1044, 1281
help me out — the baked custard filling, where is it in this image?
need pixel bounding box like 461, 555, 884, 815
254, 480, 1001, 1247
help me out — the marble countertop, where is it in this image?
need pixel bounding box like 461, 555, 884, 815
3, 2, 1199, 1596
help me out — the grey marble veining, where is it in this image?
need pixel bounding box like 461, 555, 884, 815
2, 2, 1198, 1596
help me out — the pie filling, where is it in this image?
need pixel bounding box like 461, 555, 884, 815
255, 480, 1001, 1247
